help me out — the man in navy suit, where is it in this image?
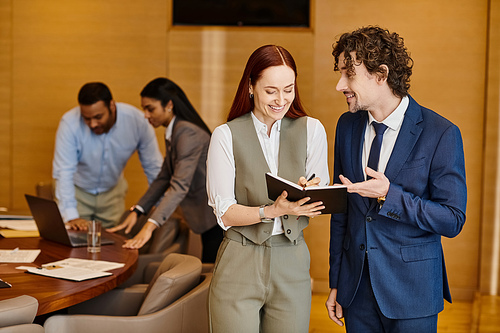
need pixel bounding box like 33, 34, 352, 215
325, 26, 467, 332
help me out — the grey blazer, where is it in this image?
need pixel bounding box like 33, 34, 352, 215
137, 118, 216, 234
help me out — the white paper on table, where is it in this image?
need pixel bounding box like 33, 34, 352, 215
0, 249, 41, 263
47, 258, 125, 272
0, 220, 38, 231
26, 266, 112, 282
0, 215, 33, 220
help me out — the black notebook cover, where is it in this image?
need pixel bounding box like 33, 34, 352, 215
265, 173, 347, 214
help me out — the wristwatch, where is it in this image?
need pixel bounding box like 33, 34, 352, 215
129, 205, 143, 217
259, 205, 267, 220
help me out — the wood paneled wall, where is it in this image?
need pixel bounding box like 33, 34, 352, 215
0, 0, 491, 299
5, 0, 170, 210
481, 0, 500, 295
0, 0, 12, 208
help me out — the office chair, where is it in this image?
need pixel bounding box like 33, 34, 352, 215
0, 295, 44, 332
43, 254, 210, 333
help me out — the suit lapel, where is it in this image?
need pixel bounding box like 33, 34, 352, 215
164, 118, 180, 176
352, 111, 368, 183
352, 111, 370, 209
385, 96, 423, 182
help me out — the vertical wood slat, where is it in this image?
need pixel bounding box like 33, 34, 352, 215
481, 0, 500, 295
0, 0, 12, 209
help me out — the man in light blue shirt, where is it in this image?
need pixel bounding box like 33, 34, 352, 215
52, 82, 162, 229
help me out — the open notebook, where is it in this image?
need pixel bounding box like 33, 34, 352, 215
265, 173, 347, 214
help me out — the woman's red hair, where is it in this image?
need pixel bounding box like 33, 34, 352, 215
227, 45, 308, 122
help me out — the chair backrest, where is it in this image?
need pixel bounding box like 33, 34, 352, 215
156, 272, 212, 333
138, 253, 202, 315
42, 273, 213, 333
0, 295, 38, 328
0, 324, 45, 332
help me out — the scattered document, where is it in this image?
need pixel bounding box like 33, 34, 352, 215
22, 258, 124, 282
0, 219, 39, 237
47, 258, 125, 272
0, 249, 41, 263
25, 266, 112, 282
0, 219, 38, 231
0, 215, 33, 220
0, 230, 40, 238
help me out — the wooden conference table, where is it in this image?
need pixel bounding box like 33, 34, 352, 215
0, 232, 138, 315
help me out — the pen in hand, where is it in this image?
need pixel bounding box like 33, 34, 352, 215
301, 173, 316, 189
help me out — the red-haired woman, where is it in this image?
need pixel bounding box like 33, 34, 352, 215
206, 45, 330, 332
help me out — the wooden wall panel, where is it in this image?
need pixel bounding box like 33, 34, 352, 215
10, 0, 168, 211
167, 28, 314, 131
0, 0, 12, 209
481, 0, 500, 295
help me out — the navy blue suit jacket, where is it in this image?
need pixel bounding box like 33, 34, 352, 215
329, 96, 467, 319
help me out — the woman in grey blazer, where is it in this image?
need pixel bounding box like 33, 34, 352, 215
108, 77, 223, 263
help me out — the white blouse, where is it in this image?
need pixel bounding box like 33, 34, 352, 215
207, 112, 330, 235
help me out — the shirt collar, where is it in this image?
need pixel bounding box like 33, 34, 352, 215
368, 95, 409, 130
165, 115, 176, 141
250, 111, 281, 134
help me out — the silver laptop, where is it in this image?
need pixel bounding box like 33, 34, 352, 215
25, 194, 114, 247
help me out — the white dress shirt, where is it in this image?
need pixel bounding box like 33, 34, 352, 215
207, 112, 330, 235
362, 96, 409, 179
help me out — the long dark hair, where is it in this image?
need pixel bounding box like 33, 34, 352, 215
141, 78, 211, 134
227, 45, 307, 122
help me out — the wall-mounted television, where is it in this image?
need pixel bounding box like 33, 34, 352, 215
173, 0, 310, 27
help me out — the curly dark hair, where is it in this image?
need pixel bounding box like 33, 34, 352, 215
332, 26, 413, 98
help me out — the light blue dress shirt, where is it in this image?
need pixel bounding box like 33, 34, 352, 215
52, 102, 162, 222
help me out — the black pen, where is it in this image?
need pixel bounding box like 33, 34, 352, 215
307, 173, 316, 182
37, 265, 59, 270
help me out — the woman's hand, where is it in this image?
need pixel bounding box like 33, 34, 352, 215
267, 190, 324, 219
107, 211, 138, 234
298, 175, 321, 188
121, 222, 157, 249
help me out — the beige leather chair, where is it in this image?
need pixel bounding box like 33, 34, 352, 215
43, 254, 210, 333
119, 220, 190, 287
124, 226, 213, 287
0, 295, 44, 332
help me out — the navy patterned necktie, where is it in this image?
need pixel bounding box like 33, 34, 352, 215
367, 122, 388, 174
